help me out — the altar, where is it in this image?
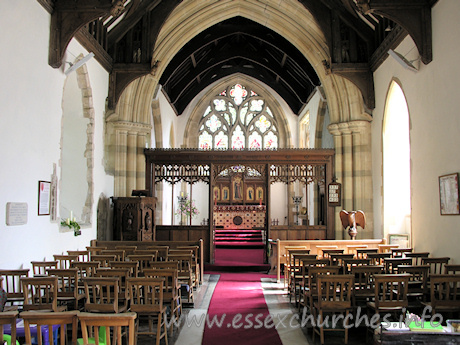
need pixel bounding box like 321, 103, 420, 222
213, 205, 266, 229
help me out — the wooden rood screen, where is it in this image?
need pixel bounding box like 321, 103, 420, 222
143, 148, 335, 263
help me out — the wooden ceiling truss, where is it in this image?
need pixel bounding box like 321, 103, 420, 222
40, 0, 437, 113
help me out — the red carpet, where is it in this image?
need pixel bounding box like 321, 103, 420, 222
215, 248, 265, 266
202, 272, 282, 345
205, 248, 270, 272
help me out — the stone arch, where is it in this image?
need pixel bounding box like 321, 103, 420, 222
110, 0, 374, 237
183, 74, 292, 149
60, 56, 94, 225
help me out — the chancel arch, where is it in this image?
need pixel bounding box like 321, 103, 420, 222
109, 0, 374, 238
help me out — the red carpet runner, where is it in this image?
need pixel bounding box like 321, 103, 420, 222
202, 272, 283, 345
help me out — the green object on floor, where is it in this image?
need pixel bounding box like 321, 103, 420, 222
77, 326, 107, 345
2, 334, 20, 345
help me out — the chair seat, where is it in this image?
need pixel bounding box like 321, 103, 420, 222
366, 301, 406, 312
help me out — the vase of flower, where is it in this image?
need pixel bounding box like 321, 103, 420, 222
175, 193, 199, 225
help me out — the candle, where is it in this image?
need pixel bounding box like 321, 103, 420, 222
181, 191, 184, 197
70, 210, 73, 220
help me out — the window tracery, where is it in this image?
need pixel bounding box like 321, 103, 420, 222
199, 83, 279, 150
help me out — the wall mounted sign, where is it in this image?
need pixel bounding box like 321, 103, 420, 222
328, 182, 341, 206
439, 173, 460, 215
6, 202, 28, 226
38, 180, 51, 215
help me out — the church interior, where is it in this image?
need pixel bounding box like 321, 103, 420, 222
2, 1, 460, 344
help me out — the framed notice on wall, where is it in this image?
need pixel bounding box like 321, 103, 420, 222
439, 173, 460, 215
328, 182, 341, 206
38, 180, 51, 215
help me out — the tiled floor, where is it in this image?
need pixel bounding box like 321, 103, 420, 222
138, 274, 370, 345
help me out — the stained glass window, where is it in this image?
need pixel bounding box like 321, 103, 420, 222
198, 83, 279, 150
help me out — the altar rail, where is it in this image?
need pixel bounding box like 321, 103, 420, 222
269, 225, 327, 241
91, 239, 204, 284
271, 238, 388, 282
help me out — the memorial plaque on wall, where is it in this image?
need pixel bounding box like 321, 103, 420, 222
6, 202, 28, 226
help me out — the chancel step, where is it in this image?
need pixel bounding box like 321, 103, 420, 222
215, 228, 264, 248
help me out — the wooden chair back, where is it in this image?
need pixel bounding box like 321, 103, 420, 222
148, 261, 179, 270
147, 246, 169, 261
444, 264, 460, 274
78, 312, 137, 345
126, 277, 168, 344
46, 268, 84, 310
303, 266, 341, 312
316, 274, 354, 309
384, 258, 412, 274
321, 249, 344, 259
0, 269, 29, 307
405, 252, 430, 265
167, 254, 194, 302
422, 257, 451, 275
71, 261, 101, 287
126, 255, 156, 275
356, 248, 378, 259
108, 261, 139, 277
373, 274, 410, 310
21, 276, 66, 312
53, 255, 78, 269
177, 245, 201, 286
0, 310, 18, 345
427, 274, 460, 315
21, 311, 78, 345
352, 265, 384, 299
67, 250, 90, 262
114, 246, 137, 257
143, 268, 181, 320
397, 265, 430, 302
91, 255, 117, 268
101, 250, 125, 261
377, 244, 399, 253
31, 261, 59, 276
367, 253, 391, 265
86, 246, 108, 259
329, 253, 354, 267
342, 258, 371, 274
127, 277, 165, 314
95, 268, 130, 302
83, 277, 126, 313
391, 248, 413, 258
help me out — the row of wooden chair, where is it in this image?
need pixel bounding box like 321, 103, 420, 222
295, 265, 460, 345
1, 309, 137, 345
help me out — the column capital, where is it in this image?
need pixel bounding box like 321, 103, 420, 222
328, 120, 371, 136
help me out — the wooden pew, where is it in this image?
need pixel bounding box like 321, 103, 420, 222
272, 238, 388, 283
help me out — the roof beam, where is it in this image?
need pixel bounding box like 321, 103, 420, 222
49, 0, 123, 68
356, 0, 433, 64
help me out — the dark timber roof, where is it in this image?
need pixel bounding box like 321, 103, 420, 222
42, 0, 438, 114
159, 17, 320, 115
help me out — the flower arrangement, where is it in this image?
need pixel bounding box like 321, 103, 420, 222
61, 212, 81, 236
175, 193, 199, 224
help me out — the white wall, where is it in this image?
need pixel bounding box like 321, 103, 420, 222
0, 1, 112, 268
372, 0, 460, 262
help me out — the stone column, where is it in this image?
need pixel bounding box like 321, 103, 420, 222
328, 121, 373, 239
110, 121, 152, 197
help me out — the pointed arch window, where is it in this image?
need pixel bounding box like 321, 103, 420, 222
383, 81, 411, 237
199, 83, 279, 149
